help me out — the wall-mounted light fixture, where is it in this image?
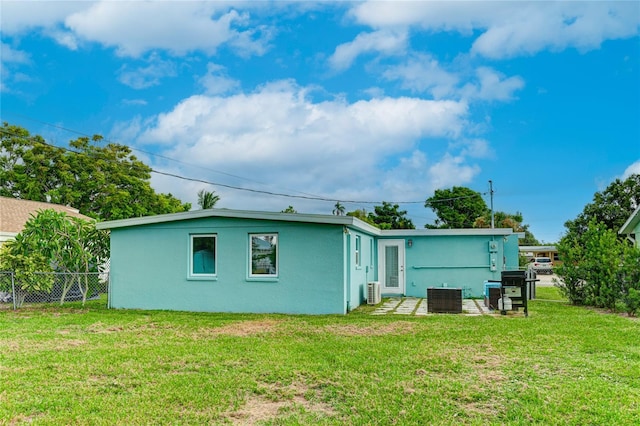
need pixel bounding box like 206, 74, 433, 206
407, 239, 413, 248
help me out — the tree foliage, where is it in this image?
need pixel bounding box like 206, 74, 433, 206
0, 247, 53, 307
197, 189, 220, 209
281, 205, 297, 213
346, 208, 376, 225
333, 202, 345, 216
0, 122, 191, 220
368, 202, 414, 230
425, 187, 489, 229
555, 174, 640, 314
564, 174, 640, 242
0, 209, 110, 305
555, 221, 640, 314
424, 186, 539, 243
475, 211, 540, 245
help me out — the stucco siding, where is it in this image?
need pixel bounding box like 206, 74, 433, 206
108, 217, 346, 314
384, 234, 519, 298
346, 230, 376, 310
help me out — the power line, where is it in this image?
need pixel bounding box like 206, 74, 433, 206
0, 123, 490, 206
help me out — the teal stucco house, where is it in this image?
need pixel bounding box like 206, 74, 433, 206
97, 209, 521, 314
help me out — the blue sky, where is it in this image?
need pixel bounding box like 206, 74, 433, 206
1, 1, 639, 243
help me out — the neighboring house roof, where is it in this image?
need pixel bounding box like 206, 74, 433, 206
0, 196, 91, 238
619, 205, 640, 236
96, 208, 515, 237
519, 245, 557, 252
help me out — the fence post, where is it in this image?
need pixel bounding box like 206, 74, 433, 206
11, 271, 17, 310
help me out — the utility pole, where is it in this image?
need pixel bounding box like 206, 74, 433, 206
489, 180, 494, 228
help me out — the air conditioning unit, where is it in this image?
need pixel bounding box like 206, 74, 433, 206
367, 281, 381, 305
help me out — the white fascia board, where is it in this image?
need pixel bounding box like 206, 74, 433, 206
619, 205, 640, 235
97, 208, 363, 230
0, 231, 17, 242
379, 228, 514, 237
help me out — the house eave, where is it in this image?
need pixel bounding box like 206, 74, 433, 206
379, 228, 514, 237
96, 208, 376, 232
619, 205, 640, 235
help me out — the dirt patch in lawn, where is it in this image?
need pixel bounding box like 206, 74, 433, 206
195, 319, 282, 338
226, 381, 338, 425
322, 321, 417, 336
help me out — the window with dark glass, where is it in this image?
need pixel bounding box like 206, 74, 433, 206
190, 234, 216, 277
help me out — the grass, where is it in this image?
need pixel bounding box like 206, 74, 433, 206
1, 297, 639, 425
535, 285, 566, 301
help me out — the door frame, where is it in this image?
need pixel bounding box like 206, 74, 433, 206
377, 239, 406, 295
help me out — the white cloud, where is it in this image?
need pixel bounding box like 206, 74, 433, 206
117, 55, 177, 89
0, 42, 30, 64
428, 153, 481, 189
0, 42, 31, 93
349, 1, 640, 59
0, 1, 87, 34
47, 29, 78, 50
622, 160, 640, 179
130, 81, 473, 212
382, 53, 459, 98
460, 67, 525, 102
329, 29, 408, 71
64, 2, 267, 58
198, 63, 241, 95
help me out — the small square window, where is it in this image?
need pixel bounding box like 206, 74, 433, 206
190, 234, 216, 278
250, 234, 278, 277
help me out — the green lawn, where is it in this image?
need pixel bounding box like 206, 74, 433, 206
1, 298, 638, 425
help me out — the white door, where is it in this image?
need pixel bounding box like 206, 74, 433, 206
378, 240, 405, 295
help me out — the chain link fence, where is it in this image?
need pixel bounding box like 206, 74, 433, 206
0, 271, 108, 309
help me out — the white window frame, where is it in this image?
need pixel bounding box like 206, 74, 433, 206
188, 234, 217, 279
355, 235, 361, 268
249, 233, 278, 278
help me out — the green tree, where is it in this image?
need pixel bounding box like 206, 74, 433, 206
346, 209, 376, 226
0, 247, 53, 307
556, 220, 640, 313
1, 209, 110, 305
333, 202, 345, 216
281, 205, 297, 213
368, 202, 414, 229
0, 122, 191, 220
564, 174, 640, 241
197, 189, 220, 209
425, 187, 489, 228
475, 211, 540, 245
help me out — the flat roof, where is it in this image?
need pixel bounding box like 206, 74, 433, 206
96, 208, 514, 237
519, 245, 557, 251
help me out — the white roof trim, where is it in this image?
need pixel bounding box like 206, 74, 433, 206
96, 208, 515, 238
380, 228, 513, 237
97, 208, 376, 232
619, 205, 640, 235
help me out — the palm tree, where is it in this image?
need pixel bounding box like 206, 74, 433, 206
197, 189, 220, 209
333, 201, 345, 216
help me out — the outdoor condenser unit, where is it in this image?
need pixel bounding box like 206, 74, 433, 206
367, 281, 381, 305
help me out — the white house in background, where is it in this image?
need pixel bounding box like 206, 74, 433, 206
619, 205, 640, 248
0, 196, 90, 246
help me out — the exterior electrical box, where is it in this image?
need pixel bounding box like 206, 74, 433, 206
488, 241, 498, 252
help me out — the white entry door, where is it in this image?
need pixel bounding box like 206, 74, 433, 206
378, 240, 405, 295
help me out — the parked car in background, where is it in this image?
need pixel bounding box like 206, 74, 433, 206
529, 257, 553, 274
